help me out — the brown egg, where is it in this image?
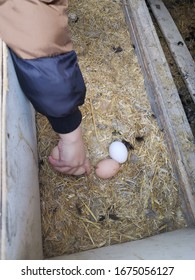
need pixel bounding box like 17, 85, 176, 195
95, 158, 120, 179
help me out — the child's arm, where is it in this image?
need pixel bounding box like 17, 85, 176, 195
0, 0, 91, 175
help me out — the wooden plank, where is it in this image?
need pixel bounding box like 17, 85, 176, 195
148, 0, 195, 103
0, 39, 3, 255
1, 45, 43, 259
0, 39, 2, 169
122, 0, 195, 224
0, 41, 7, 259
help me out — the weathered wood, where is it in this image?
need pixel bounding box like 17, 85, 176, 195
148, 0, 195, 103
0, 39, 2, 235
122, 0, 195, 224
0, 44, 43, 259
0, 40, 7, 258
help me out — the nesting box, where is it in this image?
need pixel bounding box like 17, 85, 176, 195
1, 0, 195, 260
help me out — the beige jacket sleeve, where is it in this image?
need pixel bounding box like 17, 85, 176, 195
0, 0, 73, 59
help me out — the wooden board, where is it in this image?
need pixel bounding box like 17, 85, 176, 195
0, 39, 2, 254
122, 0, 195, 224
147, 0, 195, 103
0, 43, 43, 259
0, 40, 6, 259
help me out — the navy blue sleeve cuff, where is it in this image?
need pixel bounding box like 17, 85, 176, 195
47, 109, 82, 134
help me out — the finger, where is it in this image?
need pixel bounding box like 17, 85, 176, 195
49, 156, 70, 168
84, 158, 91, 175
49, 156, 89, 176
72, 166, 86, 176
49, 156, 85, 170
54, 166, 85, 176
53, 165, 78, 174
52, 163, 84, 174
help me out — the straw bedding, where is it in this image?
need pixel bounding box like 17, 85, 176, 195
36, 0, 187, 258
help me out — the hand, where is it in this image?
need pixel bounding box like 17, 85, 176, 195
49, 125, 91, 175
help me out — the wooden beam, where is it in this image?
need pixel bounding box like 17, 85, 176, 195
0, 39, 3, 233
147, 0, 195, 103
0, 40, 7, 259
122, 0, 195, 224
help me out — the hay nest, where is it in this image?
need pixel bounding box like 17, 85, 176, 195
37, 0, 187, 258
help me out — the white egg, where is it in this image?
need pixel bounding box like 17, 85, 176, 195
109, 141, 128, 163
